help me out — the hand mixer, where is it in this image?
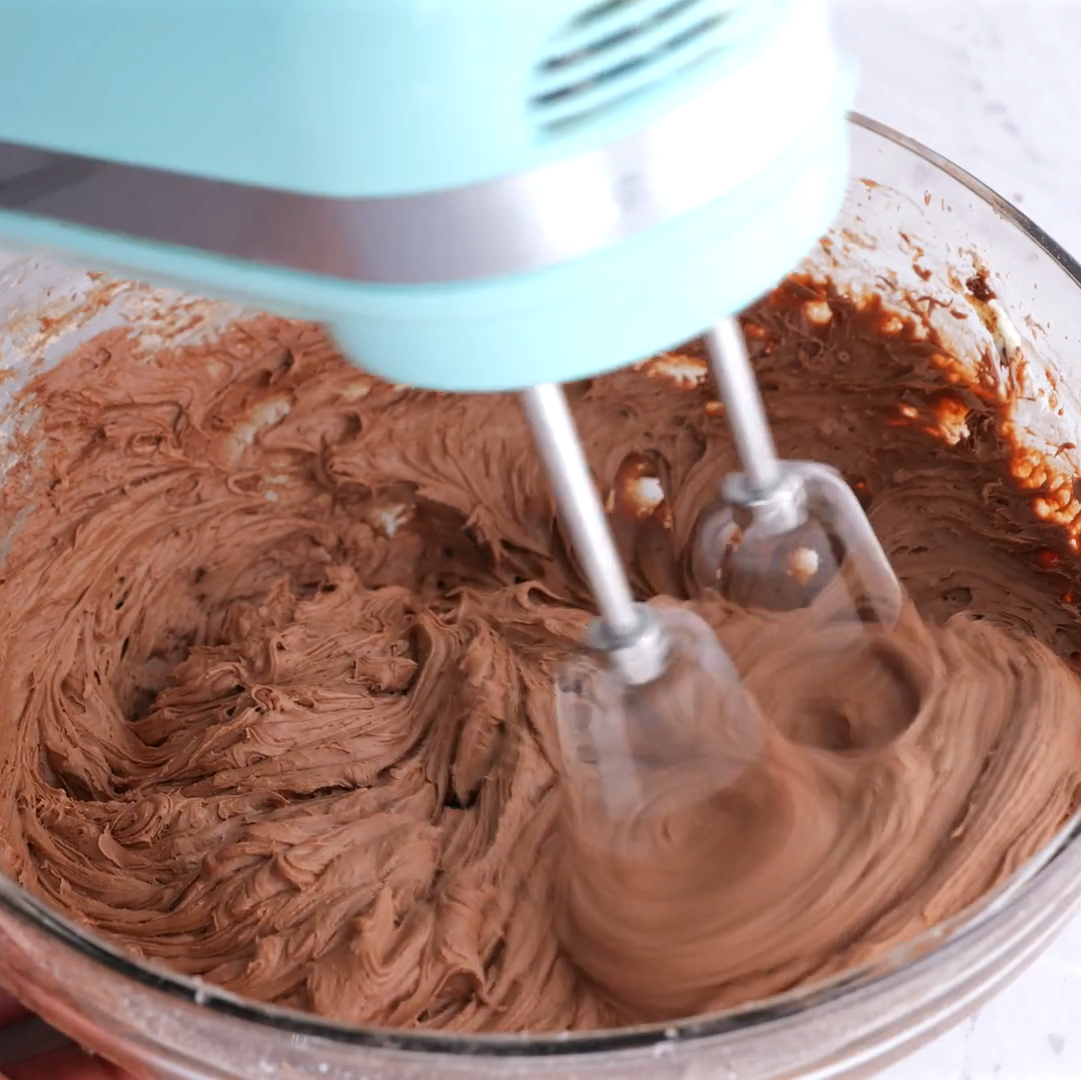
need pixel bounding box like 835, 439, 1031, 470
0, 0, 900, 824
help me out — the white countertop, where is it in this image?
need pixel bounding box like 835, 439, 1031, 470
1, 3, 1079, 1076
878, 913, 1081, 1078
837, 0, 1081, 264
841, 1, 1081, 1075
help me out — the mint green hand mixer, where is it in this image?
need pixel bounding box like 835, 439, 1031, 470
0, 0, 900, 822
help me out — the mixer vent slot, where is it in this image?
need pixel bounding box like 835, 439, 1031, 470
532, 0, 736, 130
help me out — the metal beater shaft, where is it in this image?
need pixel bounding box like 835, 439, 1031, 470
522, 383, 641, 642
705, 317, 781, 496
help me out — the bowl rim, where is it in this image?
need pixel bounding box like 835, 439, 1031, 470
2, 110, 1081, 1060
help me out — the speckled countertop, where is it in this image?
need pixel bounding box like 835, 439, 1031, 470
838, 0, 1081, 264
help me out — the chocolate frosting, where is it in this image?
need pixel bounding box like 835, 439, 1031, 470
0, 278, 1079, 1031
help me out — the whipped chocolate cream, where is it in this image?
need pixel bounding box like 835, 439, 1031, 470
0, 277, 1078, 1031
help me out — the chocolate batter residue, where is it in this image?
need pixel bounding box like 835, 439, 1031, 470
0, 278, 1079, 1032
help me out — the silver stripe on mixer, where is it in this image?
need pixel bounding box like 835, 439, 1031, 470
0, 114, 735, 286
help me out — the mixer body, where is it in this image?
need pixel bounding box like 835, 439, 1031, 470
0, 0, 851, 390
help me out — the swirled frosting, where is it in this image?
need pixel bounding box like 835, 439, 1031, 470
0, 278, 1078, 1031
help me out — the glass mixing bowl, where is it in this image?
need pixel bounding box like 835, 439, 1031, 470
0, 113, 1080, 1080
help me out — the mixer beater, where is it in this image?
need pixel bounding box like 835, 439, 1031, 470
697, 318, 903, 624
525, 382, 764, 824
525, 312, 903, 830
